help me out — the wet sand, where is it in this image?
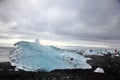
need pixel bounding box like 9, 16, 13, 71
0, 55, 120, 80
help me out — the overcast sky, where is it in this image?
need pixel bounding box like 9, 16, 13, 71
0, 0, 120, 48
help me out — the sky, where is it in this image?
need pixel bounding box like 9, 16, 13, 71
0, 0, 120, 48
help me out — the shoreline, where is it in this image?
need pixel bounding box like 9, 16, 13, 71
0, 55, 120, 80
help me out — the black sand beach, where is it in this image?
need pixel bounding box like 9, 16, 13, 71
0, 55, 120, 80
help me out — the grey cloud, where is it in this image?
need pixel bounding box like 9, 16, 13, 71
0, 0, 120, 47
118, 0, 120, 2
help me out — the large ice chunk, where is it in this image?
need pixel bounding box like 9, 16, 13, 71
9, 39, 91, 72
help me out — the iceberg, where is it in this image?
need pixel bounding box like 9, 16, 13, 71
9, 39, 91, 72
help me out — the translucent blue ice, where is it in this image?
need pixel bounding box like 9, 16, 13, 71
9, 39, 91, 72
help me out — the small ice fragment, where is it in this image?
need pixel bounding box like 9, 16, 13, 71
94, 67, 104, 73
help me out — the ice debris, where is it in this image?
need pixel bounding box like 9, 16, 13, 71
9, 39, 91, 72
83, 49, 118, 56
94, 67, 104, 73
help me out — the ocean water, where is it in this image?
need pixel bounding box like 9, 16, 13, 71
0, 47, 12, 62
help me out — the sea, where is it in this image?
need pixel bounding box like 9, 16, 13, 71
0, 47, 12, 62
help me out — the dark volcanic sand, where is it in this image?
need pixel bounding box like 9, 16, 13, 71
0, 55, 120, 80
